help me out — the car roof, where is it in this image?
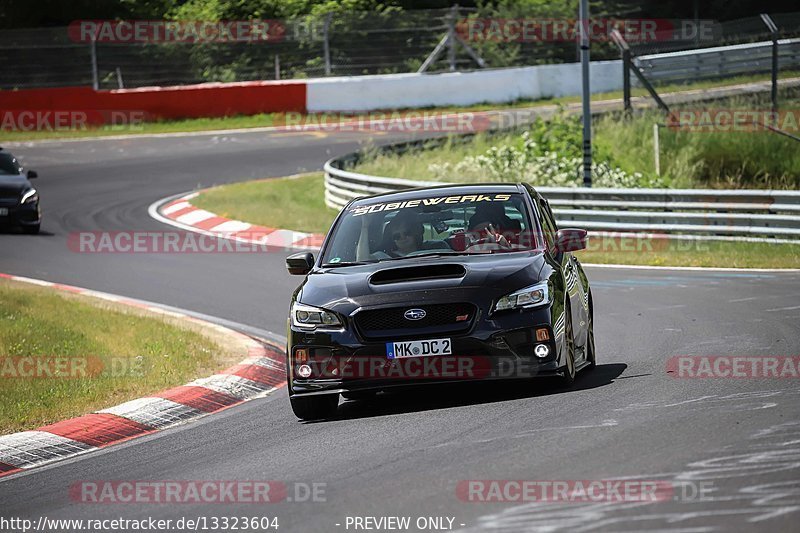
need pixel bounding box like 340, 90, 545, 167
349, 183, 527, 206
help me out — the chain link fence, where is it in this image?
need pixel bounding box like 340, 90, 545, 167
1, 9, 799, 91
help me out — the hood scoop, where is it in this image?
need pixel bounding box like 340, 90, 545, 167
369, 263, 467, 285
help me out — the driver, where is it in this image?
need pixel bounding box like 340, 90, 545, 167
384, 213, 424, 256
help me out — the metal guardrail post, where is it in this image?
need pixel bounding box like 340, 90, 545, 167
89, 36, 99, 91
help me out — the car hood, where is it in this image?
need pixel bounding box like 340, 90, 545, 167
297, 252, 547, 314
0, 175, 31, 198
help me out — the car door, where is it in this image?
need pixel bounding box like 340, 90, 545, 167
538, 196, 590, 360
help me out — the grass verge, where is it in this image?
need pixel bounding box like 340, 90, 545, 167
355, 88, 800, 190
190, 173, 800, 269
1, 71, 797, 142
0, 278, 242, 434
192, 172, 339, 235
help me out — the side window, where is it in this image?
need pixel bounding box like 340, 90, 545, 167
538, 198, 558, 251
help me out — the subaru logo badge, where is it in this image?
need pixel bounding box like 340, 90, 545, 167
404, 308, 426, 321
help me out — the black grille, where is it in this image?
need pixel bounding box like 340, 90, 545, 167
355, 303, 475, 339
0, 187, 20, 201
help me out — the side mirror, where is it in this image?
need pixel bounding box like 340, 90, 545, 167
27, 170, 38, 179
286, 252, 314, 275
554, 228, 588, 253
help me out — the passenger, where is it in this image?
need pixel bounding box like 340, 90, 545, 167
468, 202, 521, 233
468, 203, 519, 247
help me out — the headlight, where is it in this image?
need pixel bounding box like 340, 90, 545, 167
291, 302, 342, 329
21, 189, 38, 204
493, 281, 551, 312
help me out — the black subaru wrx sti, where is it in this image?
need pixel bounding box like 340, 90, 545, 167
285, 183, 595, 420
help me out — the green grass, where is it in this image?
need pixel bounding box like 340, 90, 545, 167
1, 70, 797, 142
190, 173, 800, 269
192, 173, 339, 234
575, 237, 800, 269
354, 89, 800, 190
0, 278, 240, 434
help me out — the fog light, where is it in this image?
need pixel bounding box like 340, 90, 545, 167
294, 348, 309, 364
534, 344, 550, 358
297, 364, 312, 378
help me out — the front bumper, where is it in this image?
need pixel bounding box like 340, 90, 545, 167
288, 306, 561, 397
0, 201, 41, 228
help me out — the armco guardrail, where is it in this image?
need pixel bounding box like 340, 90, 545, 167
324, 155, 800, 243
635, 38, 800, 83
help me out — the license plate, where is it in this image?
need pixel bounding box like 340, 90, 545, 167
386, 338, 451, 359
0, 208, 7, 216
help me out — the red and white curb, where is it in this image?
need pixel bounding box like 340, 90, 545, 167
149, 190, 325, 251
0, 273, 286, 480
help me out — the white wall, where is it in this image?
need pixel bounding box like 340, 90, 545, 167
306, 60, 622, 112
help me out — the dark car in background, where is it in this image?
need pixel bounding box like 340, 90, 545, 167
285, 183, 595, 420
0, 148, 41, 234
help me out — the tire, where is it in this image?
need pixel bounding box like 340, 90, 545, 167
290, 394, 339, 420
560, 303, 576, 387
22, 224, 40, 235
585, 294, 596, 370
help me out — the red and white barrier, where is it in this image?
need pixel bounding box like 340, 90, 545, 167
0, 61, 622, 125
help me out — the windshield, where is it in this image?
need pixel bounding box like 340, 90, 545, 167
321, 192, 541, 265
0, 153, 22, 175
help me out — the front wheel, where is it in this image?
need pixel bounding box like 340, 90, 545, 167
290, 394, 339, 421
559, 305, 576, 387
585, 295, 596, 370
22, 224, 40, 235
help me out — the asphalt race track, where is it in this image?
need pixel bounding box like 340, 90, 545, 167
1, 128, 799, 532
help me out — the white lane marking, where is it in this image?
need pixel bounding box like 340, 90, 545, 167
0, 432, 95, 469
646, 304, 688, 311
584, 263, 800, 273
100, 397, 205, 429
663, 396, 716, 408
5, 276, 53, 287
729, 297, 758, 303
175, 209, 216, 225
765, 305, 800, 312
210, 220, 252, 232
